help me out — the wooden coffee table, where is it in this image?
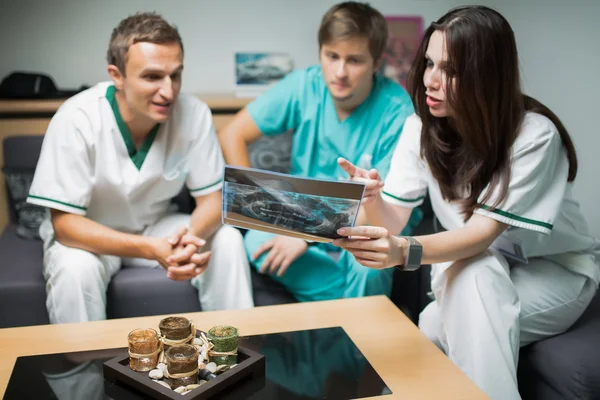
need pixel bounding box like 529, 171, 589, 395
0, 296, 487, 399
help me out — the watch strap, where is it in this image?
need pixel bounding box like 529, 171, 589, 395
397, 236, 422, 271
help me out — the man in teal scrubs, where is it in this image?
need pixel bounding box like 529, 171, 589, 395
219, 1, 421, 302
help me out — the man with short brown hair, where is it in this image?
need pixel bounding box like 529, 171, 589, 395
318, 1, 388, 67
219, 2, 422, 302
106, 12, 185, 74
28, 12, 253, 325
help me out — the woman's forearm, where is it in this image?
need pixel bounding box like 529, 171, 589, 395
414, 214, 508, 265
364, 194, 412, 234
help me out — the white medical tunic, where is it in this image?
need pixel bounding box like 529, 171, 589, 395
27, 82, 224, 234
382, 113, 600, 284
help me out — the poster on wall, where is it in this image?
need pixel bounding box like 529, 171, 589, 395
379, 16, 424, 89
234, 52, 294, 97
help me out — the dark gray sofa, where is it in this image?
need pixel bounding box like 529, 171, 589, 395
1, 134, 600, 399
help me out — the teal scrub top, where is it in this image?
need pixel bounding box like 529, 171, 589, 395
247, 65, 423, 232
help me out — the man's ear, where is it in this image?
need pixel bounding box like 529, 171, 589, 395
107, 64, 125, 90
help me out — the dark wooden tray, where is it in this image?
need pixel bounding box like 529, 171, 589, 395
103, 335, 265, 400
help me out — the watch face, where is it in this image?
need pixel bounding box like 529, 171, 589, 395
406, 244, 423, 267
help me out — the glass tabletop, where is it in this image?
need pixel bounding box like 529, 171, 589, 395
4, 326, 391, 400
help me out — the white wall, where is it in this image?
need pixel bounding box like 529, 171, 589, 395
0, 0, 472, 92
490, 0, 600, 237
1, 0, 599, 236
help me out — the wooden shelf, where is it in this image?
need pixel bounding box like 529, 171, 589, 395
0, 99, 65, 114
195, 93, 253, 110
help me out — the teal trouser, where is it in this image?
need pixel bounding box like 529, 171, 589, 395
244, 208, 422, 302
246, 230, 394, 301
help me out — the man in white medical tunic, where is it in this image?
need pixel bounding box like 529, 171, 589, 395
27, 12, 254, 324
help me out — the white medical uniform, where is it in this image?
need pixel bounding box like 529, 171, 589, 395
383, 113, 600, 400
27, 82, 253, 324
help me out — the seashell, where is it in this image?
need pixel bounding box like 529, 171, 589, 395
205, 362, 217, 373
149, 369, 163, 380
153, 379, 170, 389
174, 386, 187, 393
215, 364, 230, 373
185, 384, 201, 390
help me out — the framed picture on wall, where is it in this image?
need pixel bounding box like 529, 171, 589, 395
234, 52, 293, 97
379, 16, 424, 89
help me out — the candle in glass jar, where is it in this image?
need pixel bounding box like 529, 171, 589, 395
208, 325, 238, 366
159, 316, 193, 349
128, 328, 160, 372
165, 344, 199, 389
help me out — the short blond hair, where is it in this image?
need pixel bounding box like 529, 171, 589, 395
107, 12, 183, 74
318, 2, 388, 61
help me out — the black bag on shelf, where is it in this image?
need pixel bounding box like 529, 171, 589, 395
0, 71, 87, 99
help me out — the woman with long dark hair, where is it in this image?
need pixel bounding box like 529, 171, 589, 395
334, 6, 599, 399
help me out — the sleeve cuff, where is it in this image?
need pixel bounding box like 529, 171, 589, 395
246, 103, 279, 137
188, 179, 222, 197
26, 195, 87, 215
381, 190, 426, 208
474, 205, 552, 235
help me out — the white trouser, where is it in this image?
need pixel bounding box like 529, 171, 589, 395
41, 213, 254, 324
418, 251, 597, 400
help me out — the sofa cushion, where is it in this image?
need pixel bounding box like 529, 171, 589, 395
0, 224, 49, 327
248, 131, 293, 173
106, 265, 202, 319
3, 135, 46, 239
3, 168, 45, 239
518, 293, 600, 400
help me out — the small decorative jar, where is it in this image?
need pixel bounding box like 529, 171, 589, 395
159, 316, 194, 349
128, 328, 160, 372
207, 325, 238, 366
165, 344, 199, 389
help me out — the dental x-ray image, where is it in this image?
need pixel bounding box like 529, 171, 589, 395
222, 166, 365, 242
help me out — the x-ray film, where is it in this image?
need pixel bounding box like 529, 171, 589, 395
222, 166, 365, 242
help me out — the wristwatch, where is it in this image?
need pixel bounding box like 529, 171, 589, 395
396, 236, 423, 271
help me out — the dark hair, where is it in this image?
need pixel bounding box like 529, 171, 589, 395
407, 5, 577, 218
107, 12, 183, 74
318, 2, 388, 62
